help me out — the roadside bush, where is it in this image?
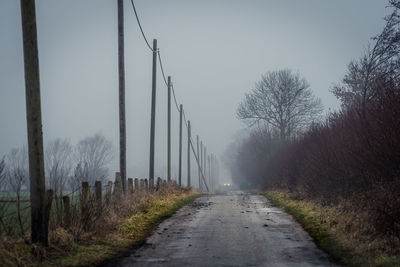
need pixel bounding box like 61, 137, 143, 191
228, 0, 400, 257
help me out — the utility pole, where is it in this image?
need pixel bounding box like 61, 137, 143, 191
215, 158, 219, 186
208, 155, 211, 191
117, 0, 126, 194
204, 146, 207, 188
20, 0, 47, 245
200, 141, 203, 190
187, 120, 191, 187
213, 154, 216, 190
210, 154, 214, 191
196, 135, 200, 190
178, 104, 183, 186
149, 39, 157, 187
167, 76, 171, 182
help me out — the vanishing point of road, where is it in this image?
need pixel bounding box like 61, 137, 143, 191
110, 191, 338, 267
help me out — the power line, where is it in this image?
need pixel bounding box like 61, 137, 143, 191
157, 50, 169, 87
130, 0, 153, 51
128, 0, 214, 191
171, 83, 181, 112
156, 49, 182, 114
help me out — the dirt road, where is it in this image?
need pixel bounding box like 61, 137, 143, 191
111, 191, 338, 266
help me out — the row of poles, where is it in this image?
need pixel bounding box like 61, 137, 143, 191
118, 0, 220, 194
19, 0, 219, 246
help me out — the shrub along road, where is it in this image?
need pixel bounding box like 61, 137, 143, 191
110, 191, 338, 267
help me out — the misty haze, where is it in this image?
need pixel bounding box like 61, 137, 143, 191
0, 0, 399, 266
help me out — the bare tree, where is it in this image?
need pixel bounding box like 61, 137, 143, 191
45, 138, 73, 220
0, 157, 5, 189
332, 0, 400, 111
237, 69, 323, 140
6, 147, 29, 236
75, 133, 114, 185
0, 156, 8, 234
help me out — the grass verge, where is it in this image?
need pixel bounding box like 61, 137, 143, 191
264, 191, 400, 267
0, 190, 198, 267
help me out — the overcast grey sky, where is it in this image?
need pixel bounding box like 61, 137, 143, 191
0, 0, 389, 183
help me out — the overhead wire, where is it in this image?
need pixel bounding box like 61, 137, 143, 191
129, 0, 213, 191
130, 0, 153, 51
171, 83, 181, 112
157, 50, 169, 87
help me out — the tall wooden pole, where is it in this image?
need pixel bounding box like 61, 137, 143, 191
178, 104, 183, 187
20, 0, 47, 245
167, 76, 171, 182
208, 155, 211, 191
187, 120, 191, 187
200, 141, 203, 190
213, 154, 216, 190
196, 135, 200, 190
204, 146, 207, 187
118, 0, 126, 194
217, 157, 220, 187
149, 39, 157, 186
210, 154, 213, 191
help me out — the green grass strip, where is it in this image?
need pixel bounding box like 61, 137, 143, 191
46, 193, 198, 267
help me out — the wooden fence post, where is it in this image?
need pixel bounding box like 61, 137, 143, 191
128, 178, 134, 195
81, 182, 90, 228
156, 177, 162, 191
95, 181, 102, 208
44, 189, 53, 242
62, 196, 70, 228
134, 178, 139, 192
139, 179, 144, 191
114, 172, 122, 198
106, 181, 112, 205
144, 179, 149, 191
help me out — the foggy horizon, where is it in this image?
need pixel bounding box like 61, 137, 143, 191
0, 0, 389, 183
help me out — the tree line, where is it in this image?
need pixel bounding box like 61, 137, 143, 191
227, 0, 400, 249
0, 133, 113, 235
1, 133, 113, 194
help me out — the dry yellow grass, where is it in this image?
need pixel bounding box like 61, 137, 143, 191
0, 186, 198, 267
266, 191, 400, 267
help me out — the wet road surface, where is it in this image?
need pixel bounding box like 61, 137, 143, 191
112, 191, 338, 267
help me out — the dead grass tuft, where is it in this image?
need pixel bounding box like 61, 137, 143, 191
266, 191, 400, 267
0, 184, 198, 266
